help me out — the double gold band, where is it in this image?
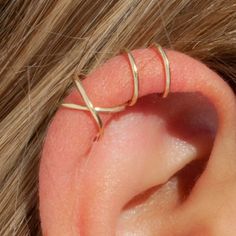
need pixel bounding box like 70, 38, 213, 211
61, 44, 171, 138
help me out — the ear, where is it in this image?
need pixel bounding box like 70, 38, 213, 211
39, 48, 236, 236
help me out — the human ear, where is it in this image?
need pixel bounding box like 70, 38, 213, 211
39, 48, 236, 235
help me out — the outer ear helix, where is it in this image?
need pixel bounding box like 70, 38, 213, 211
61, 44, 171, 139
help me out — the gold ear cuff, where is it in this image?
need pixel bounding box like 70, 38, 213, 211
61, 44, 171, 138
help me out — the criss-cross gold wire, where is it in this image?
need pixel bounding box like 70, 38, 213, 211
61, 44, 171, 138
62, 49, 139, 138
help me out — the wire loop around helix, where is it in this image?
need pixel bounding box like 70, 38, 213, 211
61, 44, 171, 139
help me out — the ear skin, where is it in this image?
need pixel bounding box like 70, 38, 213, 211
77, 94, 218, 235
39, 49, 236, 236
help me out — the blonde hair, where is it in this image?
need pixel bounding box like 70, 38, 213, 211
0, 0, 235, 235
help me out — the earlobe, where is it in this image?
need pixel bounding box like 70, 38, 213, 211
39, 48, 236, 235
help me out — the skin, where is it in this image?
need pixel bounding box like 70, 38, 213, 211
39, 48, 236, 236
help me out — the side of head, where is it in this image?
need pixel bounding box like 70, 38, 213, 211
0, 1, 236, 235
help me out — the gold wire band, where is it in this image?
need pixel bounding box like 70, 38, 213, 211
62, 103, 126, 113
149, 43, 171, 98
61, 50, 139, 137
123, 49, 139, 106
61, 44, 171, 138
62, 74, 126, 137
74, 77, 103, 136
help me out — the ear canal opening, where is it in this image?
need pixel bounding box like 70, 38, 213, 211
122, 158, 208, 211
117, 159, 208, 235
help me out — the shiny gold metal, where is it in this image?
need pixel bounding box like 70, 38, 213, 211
123, 49, 139, 106
150, 43, 171, 98
73, 78, 103, 136
62, 74, 126, 138
62, 45, 170, 137
62, 103, 126, 113
61, 50, 140, 138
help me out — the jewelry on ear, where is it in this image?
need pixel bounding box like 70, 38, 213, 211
149, 43, 171, 98
122, 49, 139, 106
61, 44, 171, 139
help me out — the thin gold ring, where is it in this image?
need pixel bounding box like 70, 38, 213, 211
150, 43, 171, 98
61, 50, 140, 137
123, 49, 139, 106
62, 75, 127, 137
